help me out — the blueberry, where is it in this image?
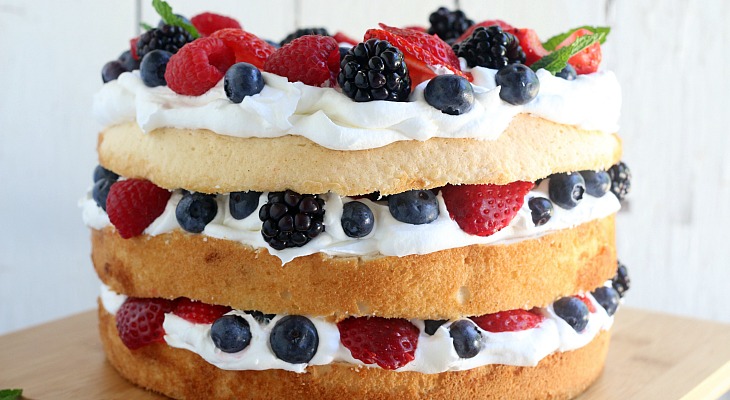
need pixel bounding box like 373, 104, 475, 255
548, 173, 585, 209
118, 50, 140, 71
92, 179, 115, 211
101, 60, 127, 83
270, 315, 319, 364
494, 64, 540, 105
93, 165, 119, 183
229, 191, 262, 220
245, 310, 276, 324
528, 197, 553, 226
424, 75, 474, 115
224, 63, 265, 103
449, 320, 481, 358
612, 261, 631, 298
341, 201, 375, 238
579, 170, 611, 197
210, 315, 251, 353
591, 287, 620, 316
388, 190, 439, 225
556, 64, 577, 80
140, 50, 172, 88
176, 192, 218, 233
553, 297, 590, 332
424, 319, 448, 336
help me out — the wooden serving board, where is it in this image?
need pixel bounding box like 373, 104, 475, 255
1, 308, 729, 399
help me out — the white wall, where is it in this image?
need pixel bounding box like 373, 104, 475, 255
1, 0, 728, 335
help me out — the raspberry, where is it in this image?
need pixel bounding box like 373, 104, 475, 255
337, 317, 419, 370
211, 29, 276, 69
556, 28, 602, 74
441, 181, 533, 236
130, 37, 140, 61
471, 309, 545, 333
116, 297, 174, 350
191, 12, 242, 37
106, 179, 171, 239
576, 294, 597, 313
263, 35, 340, 87
507, 28, 549, 66
454, 20, 516, 44
165, 37, 236, 96
172, 298, 232, 324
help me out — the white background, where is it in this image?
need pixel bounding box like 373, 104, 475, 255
1, 0, 729, 335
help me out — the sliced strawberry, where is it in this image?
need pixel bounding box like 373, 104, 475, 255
576, 294, 597, 313
454, 20, 516, 44
471, 309, 545, 333
264, 35, 340, 87
211, 28, 276, 69
116, 297, 175, 350
106, 179, 171, 239
337, 316, 419, 370
172, 297, 232, 324
403, 26, 427, 33
441, 181, 533, 237
555, 28, 602, 74
333, 31, 358, 46
507, 28, 549, 66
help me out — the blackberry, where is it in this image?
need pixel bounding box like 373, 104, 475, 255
453, 26, 526, 69
280, 27, 330, 47
608, 161, 632, 201
259, 190, 325, 250
338, 38, 411, 102
136, 24, 194, 60
428, 7, 474, 44
612, 261, 631, 298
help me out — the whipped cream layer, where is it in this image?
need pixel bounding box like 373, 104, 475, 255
93, 67, 621, 151
81, 179, 620, 264
100, 285, 614, 374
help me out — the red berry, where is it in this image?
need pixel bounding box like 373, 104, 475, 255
172, 298, 232, 324
211, 28, 276, 69
556, 28, 602, 74
106, 179, 171, 239
130, 37, 140, 61
507, 28, 549, 66
337, 317, 419, 370
116, 297, 174, 350
441, 181, 533, 237
264, 35, 340, 87
576, 294, 597, 313
333, 31, 358, 46
403, 26, 428, 33
191, 12, 242, 37
471, 309, 545, 333
165, 37, 236, 96
454, 20, 516, 44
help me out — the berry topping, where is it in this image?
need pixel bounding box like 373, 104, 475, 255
270, 315, 319, 364
140, 49, 172, 87
556, 63, 577, 80
555, 28, 602, 74
264, 35, 340, 87
210, 315, 252, 353
341, 201, 375, 238
101, 61, 127, 83
553, 297, 590, 332
471, 309, 545, 333
506, 28, 549, 67
191, 12, 242, 37
424, 75, 474, 115
259, 191, 325, 250
116, 297, 174, 350
427, 7, 474, 43
338, 316, 419, 370
118, 50, 141, 71
130, 37, 141, 61
612, 261, 631, 298
224, 62, 265, 103
449, 320, 481, 358
93, 179, 115, 211
494, 64, 540, 105
176, 192, 218, 233
106, 179, 171, 239
245, 310, 276, 324
280, 27, 331, 47
454, 20, 516, 44
528, 197, 553, 226
591, 287, 620, 316
338, 39, 412, 102
441, 181, 533, 237
173, 298, 231, 324
608, 161, 632, 201
165, 37, 236, 96
575, 294, 597, 313
93, 165, 119, 183
136, 24, 194, 60
387, 189, 440, 225
424, 319, 448, 335
548, 173, 585, 209
211, 29, 276, 69
453, 26, 525, 69
229, 191, 262, 220
579, 170, 611, 197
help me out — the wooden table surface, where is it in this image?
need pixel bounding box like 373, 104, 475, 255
1, 308, 729, 399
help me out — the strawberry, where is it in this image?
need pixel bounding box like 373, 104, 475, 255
403, 26, 427, 33
364, 23, 463, 86
337, 316, 419, 370
507, 28, 549, 66
191, 12, 242, 37
106, 179, 171, 239
555, 28, 602, 74
116, 297, 175, 350
264, 35, 340, 87
211, 28, 276, 69
333, 31, 358, 46
454, 20, 515, 44
441, 181, 533, 237
471, 309, 545, 333
172, 297, 232, 324
576, 294, 597, 313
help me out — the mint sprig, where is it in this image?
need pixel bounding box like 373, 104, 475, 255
530, 31, 606, 74
542, 26, 610, 51
152, 0, 199, 38
0, 389, 22, 400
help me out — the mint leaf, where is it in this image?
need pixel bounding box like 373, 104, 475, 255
542, 26, 610, 51
530, 32, 604, 74
152, 0, 199, 38
140, 22, 154, 31
0, 389, 22, 400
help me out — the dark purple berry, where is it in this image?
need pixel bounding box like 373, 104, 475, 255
424, 75, 474, 115
341, 201, 374, 238
338, 38, 411, 102
449, 320, 481, 358
259, 191, 325, 250
224, 62, 265, 103
230, 191, 261, 220
495, 64, 540, 105
548, 173, 585, 209
176, 192, 218, 233
102, 61, 127, 83
270, 315, 319, 363
608, 161, 632, 201
388, 190, 439, 225
428, 7, 474, 43
140, 50, 172, 87
591, 287, 620, 316
211, 315, 251, 353
553, 297, 589, 332
528, 197, 553, 226
453, 26, 525, 69
579, 170, 611, 197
